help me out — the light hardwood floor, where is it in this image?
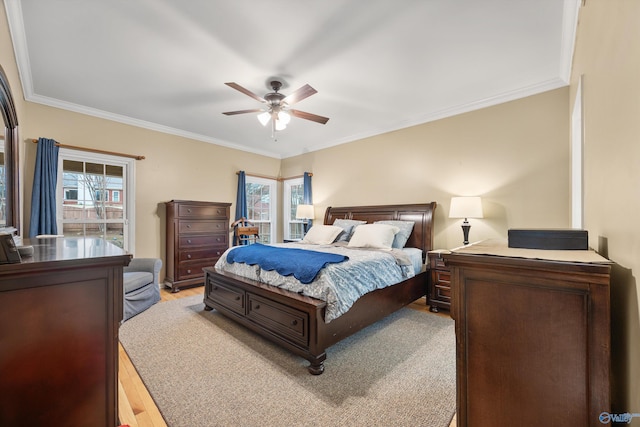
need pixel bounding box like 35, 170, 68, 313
117, 287, 456, 427
118, 287, 201, 427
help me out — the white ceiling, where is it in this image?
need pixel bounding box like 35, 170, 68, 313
4, 0, 578, 159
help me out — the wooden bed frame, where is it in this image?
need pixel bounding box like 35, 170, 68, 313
203, 202, 437, 374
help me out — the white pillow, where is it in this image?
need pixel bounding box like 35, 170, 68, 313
301, 225, 343, 245
347, 223, 400, 250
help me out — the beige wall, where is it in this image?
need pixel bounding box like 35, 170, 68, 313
20, 103, 281, 259
571, 0, 640, 420
283, 87, 571, 250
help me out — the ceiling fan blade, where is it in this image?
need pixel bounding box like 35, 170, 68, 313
225, 82, 266, 103
282, 84, 317, 105
222, 109, 264, 116
289, 109, 329, 124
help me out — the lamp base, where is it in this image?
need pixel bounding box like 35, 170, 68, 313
461, 220, 471, 245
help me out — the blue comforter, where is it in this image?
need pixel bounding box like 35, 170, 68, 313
226, 243, 349, 284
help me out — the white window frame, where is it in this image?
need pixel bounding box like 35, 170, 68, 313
56, 148, 136, 251
245, 175, 277, 244
283, 177, 305, 240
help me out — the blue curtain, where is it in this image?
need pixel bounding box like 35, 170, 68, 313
303, 172, 313, 228
29, 138, 59, 237
234, 171, 248, 245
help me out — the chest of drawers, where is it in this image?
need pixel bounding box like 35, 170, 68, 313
443, 242, 611, 427
165, 200, 231, 292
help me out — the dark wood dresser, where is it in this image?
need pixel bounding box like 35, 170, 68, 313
443, 239, 611, 427
0, 237, 131, 427
165, 200, 231, 292
427, 249, 451, 312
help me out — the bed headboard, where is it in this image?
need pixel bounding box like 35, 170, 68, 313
323, 202, 437, 263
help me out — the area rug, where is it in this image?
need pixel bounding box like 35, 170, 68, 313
119, 295, 456, 427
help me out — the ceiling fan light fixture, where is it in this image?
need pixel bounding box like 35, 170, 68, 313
257, 111, 271, 126
275, 118, 287, 131
224, 81, 329, 135
277, 110, 291, 125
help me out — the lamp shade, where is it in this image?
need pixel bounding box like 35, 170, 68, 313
257, 111, 271, 126
296, 204, 314, 219
449, 196, 483, 219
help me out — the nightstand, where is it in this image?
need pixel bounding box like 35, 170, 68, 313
427, 249, 451, 313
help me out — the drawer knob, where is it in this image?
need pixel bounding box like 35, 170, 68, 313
187, 239, 192, 244
254, 304, 260, 310
187, 269, 191, 274
186, 224, 191, 228
187, 254, 192, 259
216, 251, 221, 256
291, 320, 298, 326
187, 208, 192, 213
235, 296, 240, 301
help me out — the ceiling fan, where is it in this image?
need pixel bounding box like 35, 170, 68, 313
223, 80, 329, 138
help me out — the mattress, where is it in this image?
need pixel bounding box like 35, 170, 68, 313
215, 242, 422, 322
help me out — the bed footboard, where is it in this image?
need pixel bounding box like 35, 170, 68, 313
203, 266, 427, 374
203, 267, 329, 374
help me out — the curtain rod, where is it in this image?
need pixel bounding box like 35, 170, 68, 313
31, 139, 145, 160
236, 171, 312, 182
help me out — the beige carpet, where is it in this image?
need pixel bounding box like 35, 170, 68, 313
119, 295, 456, 427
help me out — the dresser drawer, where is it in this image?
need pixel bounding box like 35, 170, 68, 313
179, 234, 228, 248
207, 279, 245, 315
177, 260, 217, 280
247, 294, 308, 346
178, 247, 226, 262
178, 220, 227, 234
178, 204, 229, 219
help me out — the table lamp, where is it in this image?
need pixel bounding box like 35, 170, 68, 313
296, 204, 314, 234
449, 196, 483, 245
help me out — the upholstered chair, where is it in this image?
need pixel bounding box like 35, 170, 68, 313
122, 258, 162, 321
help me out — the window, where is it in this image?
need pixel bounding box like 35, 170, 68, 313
245, 176, 277, 244
95, 189, 108, 201
64, 189, 78, 201
283, 177, 305, 240
56, 149, 135, 250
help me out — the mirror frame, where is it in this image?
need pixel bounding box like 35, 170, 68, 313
0, 64, 20, 234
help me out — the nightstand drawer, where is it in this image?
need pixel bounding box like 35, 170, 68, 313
435, 270, 451, 284
434, 283, 451, 301
428, 250, 452, 313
